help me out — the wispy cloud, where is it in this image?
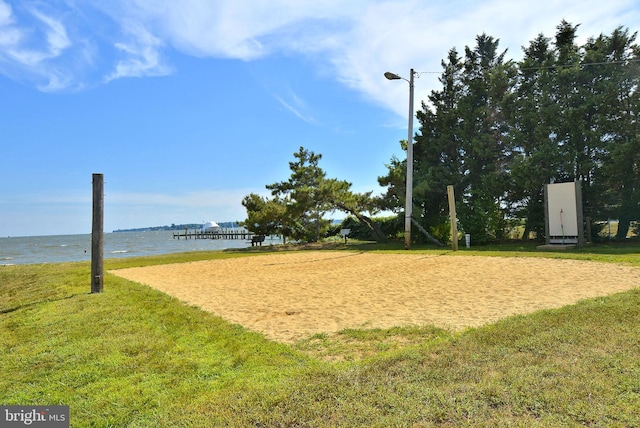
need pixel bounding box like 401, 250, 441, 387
273, 91, 317, 125
121, 0, 365, 60
1, 0, 638, 103
97, 0, 640, 116
0, 1, 87, 91
0, 3, 70, 66
0, 1, 20, 46
104, 22, 172, 82
322, 0, 640, 118
30, 8, 70, 58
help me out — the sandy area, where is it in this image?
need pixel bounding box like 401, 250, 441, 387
111, 252, 640, 343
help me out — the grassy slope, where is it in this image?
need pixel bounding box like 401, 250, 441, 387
1, 244, 639, 426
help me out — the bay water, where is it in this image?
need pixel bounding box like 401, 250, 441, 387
0, 231, 277, 265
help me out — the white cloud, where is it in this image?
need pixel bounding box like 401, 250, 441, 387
1, 0, 638, 100
334, 0, 639, 118
105, 0, 637, 117
4, 7, 69, 65
273, 91, 317, 125
0, 1, 19, 45
0, 1, 80, 91
0, 0, 10, 22
121, 0, 364, 59
105, 22, 172, 82
31, 8, 70, 56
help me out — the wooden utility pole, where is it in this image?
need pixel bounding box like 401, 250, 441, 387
447, 185, 458, 251
91, 173, 104, 293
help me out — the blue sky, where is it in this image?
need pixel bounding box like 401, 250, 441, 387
1, 0, 638, 236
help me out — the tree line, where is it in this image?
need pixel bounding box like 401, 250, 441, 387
243, 21, 639, 245
380, 20, 639, 244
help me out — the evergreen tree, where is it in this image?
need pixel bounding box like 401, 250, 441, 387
267, 147, 335, 242
457, 34, 515, 243
592, 27, 640, 238
243, 146, 386, 243
508, 33, 562, 239
240, 193, 289, 239
410, 34, 515, 244
412, 48, 466, 241
381, 21, 639, 243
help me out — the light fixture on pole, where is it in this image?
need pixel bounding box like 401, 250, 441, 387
385, 68, 416, 249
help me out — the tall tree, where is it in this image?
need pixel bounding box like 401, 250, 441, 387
456, 34, 515, 243
591, 27, 640, 238
508, 33, 562, 239
244, 146, 386, 243
555, 21, 605, 222
413, 49, 466, 238
267, 147, 334, 242
408, 34, 515, 244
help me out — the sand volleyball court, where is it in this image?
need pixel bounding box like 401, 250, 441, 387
112, 252, 640, 342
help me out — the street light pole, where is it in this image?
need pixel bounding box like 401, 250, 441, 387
385, 68, 416, 249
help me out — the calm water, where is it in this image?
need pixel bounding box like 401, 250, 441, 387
0, 231, 277, 265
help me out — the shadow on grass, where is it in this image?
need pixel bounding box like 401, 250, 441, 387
0, 293, 87, 315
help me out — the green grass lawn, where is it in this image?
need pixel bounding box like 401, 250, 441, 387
1, 244, 640, 426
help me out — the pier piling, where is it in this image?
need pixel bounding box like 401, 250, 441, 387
172, 229, 254, 240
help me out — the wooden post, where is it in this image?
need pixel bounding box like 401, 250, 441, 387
91, 173, 104, 293
447, 185, 458, 251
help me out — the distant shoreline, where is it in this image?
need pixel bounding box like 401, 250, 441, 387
113, 222, 240, 233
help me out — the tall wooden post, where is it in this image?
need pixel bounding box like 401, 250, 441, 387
91, 173, 104, 293
447, 185, 458, 251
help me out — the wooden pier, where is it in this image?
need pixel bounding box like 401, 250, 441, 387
172, 228, 253, 240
